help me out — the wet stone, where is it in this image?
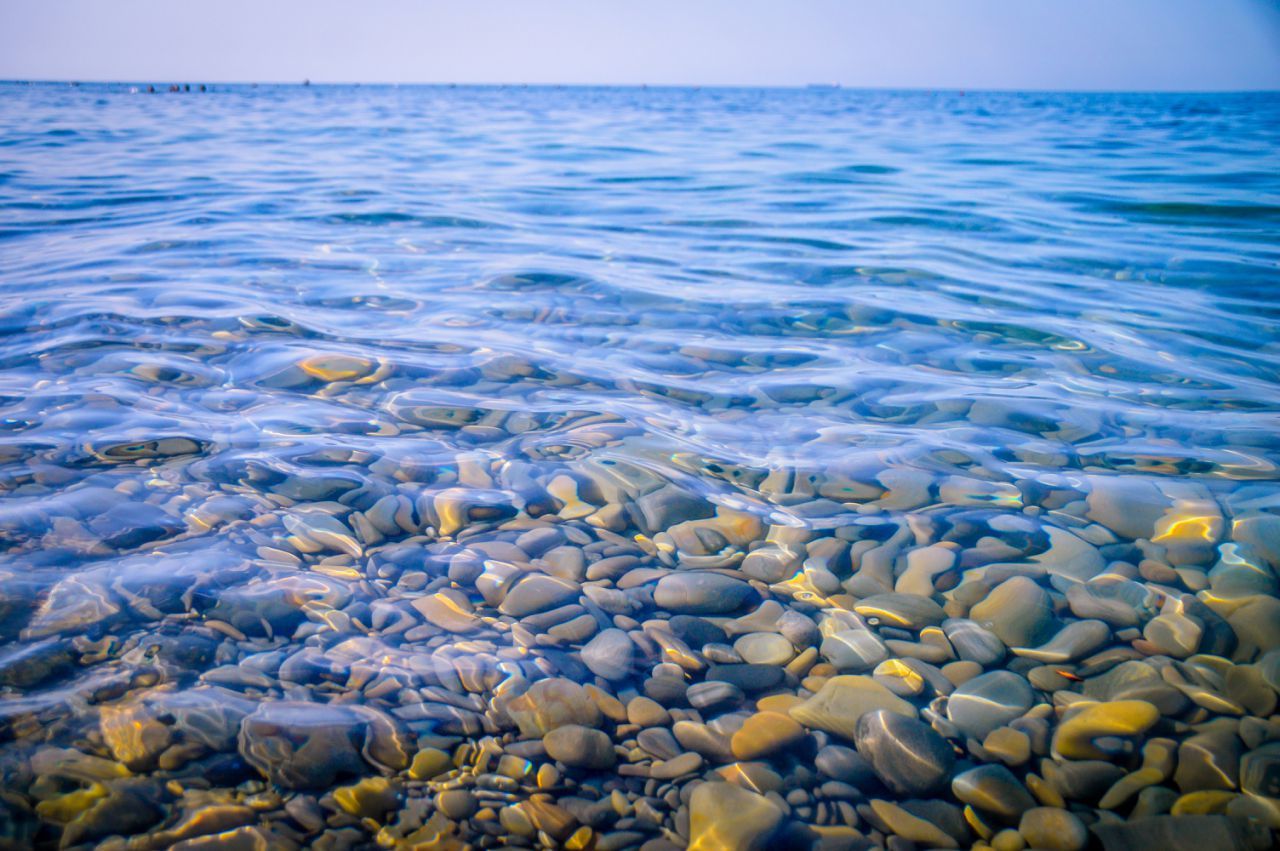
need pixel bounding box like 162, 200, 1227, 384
970, 576, 1058, 647
653, 572, 756, 615
688, 782, 784, 851
582, 628, 635, 681
544, 724, 616, 770
952, 764, 1037, 822
790, 675, 916, 740
854, 709, 955, 796
947, 670, 1035, 740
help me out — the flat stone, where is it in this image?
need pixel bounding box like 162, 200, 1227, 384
947, 670, 1034, 740
952, 764, 1037, 822
688, 782, 784, 851
499, 574, 581, 617
734, 633, 795, 666
688, 681, 745, 711
1020, 807, 1088, 851
943, 618, 1007, 666
868, 799, 959, 849
853, 593, 946, 630
544, 725, 616, 770
731, 712, 806, 761
789, 675, 915, 740
896, 545, 957, 597
650, 751, 704, 780
654, 572, 756, 615
1085, 477, 1170, 541
854, 709, 954, 796
1013, 619, 1110, 663
821, 629, 889, 672
411, 589, 479, 633
581, 629, 635, 682
970, 576, 1058, 647
507, 679, 602, 737
815, 744, 876, 786
1052, 700, 1160, 761
669, 615, 728, 648
627, 697, 671, 728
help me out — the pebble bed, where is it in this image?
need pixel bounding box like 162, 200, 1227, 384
1, 84, 1279, 851
2, 402, 1279, 850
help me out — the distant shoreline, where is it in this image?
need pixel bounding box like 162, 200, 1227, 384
2, 79, 1278, 95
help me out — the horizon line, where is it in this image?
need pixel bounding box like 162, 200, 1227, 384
4, 78, 1280, 95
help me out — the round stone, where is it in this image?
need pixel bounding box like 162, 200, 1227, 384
653, 573, 756, 615
543, 725, 616, 770
731, 712, 806, 761
853, 593, 946, 630
627, 697, 671, 728
581, 629, 635, 682
435, 789, 477, 820
854, 709, 955, 796
688, 782, 784, 851
789, 675, 916, 741
947, 670, 1035, 740
734, 633, 795, 666
1051, 700, 1159, 761
1019, 807, 1088, 851
970, 577, 1058, 647
815, 744, 876, 786
952, 764, 1037, 822
821, 629, 889, 672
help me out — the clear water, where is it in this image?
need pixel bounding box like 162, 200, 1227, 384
1, 83, 1279, 848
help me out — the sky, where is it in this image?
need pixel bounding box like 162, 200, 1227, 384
1, 0, 1278, 91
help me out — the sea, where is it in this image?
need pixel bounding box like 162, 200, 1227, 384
0, 82, 1278, 850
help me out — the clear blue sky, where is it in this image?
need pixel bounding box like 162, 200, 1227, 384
2, 0, 1277, 90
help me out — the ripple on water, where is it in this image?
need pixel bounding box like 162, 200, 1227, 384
0, 83, 1278, 849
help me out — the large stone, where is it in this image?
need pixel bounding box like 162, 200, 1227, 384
952, 764, 1036, 822
654, 573, 756, 615
688, 782, 784, 851
970, 576, 1057, 647
854, 709, 954, 796
543, 725, 616, 770
789, 675, 915, 740
947, 670, 1035, 740
506, 679, 602, 737
581, 629, 635, 682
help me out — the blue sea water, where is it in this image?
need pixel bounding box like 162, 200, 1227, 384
0, 83, 1279, 848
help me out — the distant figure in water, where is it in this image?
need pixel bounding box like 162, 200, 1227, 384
183, 84, 190, 92
304, 78, 311, 86
147, 85, 155, 93
199, 84, 206, 92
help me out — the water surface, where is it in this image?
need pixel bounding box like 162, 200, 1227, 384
1, 83, 1279, 850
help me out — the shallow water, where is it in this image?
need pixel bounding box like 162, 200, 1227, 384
1, 82, 1279, 850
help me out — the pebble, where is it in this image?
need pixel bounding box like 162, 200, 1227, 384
970, 576, 1058, 647
581, 628, 635, 681
1052, 699, 1159, 761
854, 709, 955, 795
789, 675, 916, 740
544, 725, 617, 770
688, 782, 784, 851
947, 670, 1035, 740
821, 629, 889, 672
952, 763, 1037, 822
1018, 807, 1088, 851
627, 696, 671, 728
731, 712, 806, 760
653, 572, 756, 614
734, 632, 795, 666
499, 574, 581, 617
853, 592, 946, 630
